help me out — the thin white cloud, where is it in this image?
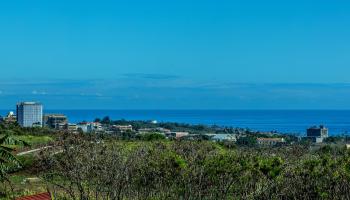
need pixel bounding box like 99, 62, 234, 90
122, 73, 180, 80
31, 90, 48, 95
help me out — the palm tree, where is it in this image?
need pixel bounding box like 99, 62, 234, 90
0, 134, 29, 182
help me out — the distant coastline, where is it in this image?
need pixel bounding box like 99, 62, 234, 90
2, 109, 349, 135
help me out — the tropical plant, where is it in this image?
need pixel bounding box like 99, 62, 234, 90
0, 134, 29, 182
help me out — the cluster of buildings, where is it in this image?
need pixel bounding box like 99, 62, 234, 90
0, 102, 196, 139
256, 125, 329, 145
0, 102, 331, 146
0, 102, 105, 133
2, 102, 71, 130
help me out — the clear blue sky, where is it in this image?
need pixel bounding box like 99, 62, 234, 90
1, 0, 350, 109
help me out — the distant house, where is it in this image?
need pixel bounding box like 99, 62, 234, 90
138, 128, 154, 133
77, 122, 89, 132
113, 125, 133, 132
155, 127, 171, 134
138, 127, 171, 134
16, 192, 52, 200
170, 132, 189, 139
77, 122, 103, 133
211, 134, 237, 142
2, 111, 17, 123
257, 138, 285, 146
66, 123, 78, 132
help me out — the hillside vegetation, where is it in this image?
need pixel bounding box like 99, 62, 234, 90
1, 123, 350, 199
37, 135, 350, 200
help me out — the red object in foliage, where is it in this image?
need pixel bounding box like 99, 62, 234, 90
16, 192, 52, 200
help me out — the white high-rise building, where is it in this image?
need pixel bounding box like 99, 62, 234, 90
16, 102, 43, 127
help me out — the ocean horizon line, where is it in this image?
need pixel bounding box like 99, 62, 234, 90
3, 108, 350, 111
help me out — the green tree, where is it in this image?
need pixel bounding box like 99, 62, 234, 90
137, 133, 166, 141
236, 136, 257, 147
101, 116, 111, 124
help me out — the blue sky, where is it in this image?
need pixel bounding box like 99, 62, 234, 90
1, 0, 350, 109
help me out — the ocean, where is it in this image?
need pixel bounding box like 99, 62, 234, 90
2, 109, 349, 135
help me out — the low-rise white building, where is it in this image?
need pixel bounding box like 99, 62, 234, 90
170, 132, 189, 139
113, 125, 133, 132
211, 134, 237, 142
77, 122, 103, 133
257, 138, 285, 146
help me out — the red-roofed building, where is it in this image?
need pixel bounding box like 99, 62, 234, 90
16, 192, 52, 200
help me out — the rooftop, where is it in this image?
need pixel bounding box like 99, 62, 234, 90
17, 102, 42, 106
308, 125, 327, 130
257, 138, 284, 142
16, 192, 51, 200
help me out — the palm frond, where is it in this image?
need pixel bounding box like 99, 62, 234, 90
0, 149, 20, 166
0, 134, 28, 180
0, 134, 30, 147
0, 145, 14, 152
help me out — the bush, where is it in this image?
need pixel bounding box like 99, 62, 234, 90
136, 133, 166, 141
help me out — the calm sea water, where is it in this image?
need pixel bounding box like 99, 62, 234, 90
2, 110, 350, 135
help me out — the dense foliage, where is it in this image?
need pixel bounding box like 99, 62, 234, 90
1, 121, 349, 199
35, 135, 350, 200
0, 134, 30, 198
